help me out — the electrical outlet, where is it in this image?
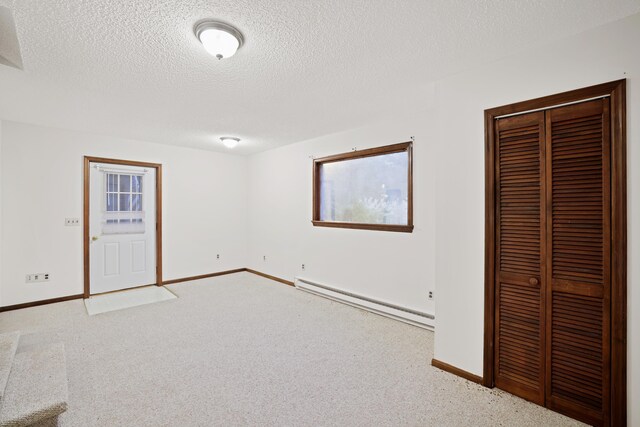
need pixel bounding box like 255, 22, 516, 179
301, 264, 306, 271
65, 218, 80, 226
26, 273, 51, 283
428, 291, 434, 300
216, 254, 220, 260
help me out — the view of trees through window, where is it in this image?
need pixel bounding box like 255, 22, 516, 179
319, 151, 408, 225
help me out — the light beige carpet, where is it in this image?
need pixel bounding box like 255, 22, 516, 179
0, 273, 584, 426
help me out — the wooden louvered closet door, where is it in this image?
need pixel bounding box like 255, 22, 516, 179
545, 98, 610, 426
494, 111, 546, 405
494, 98, 611, 426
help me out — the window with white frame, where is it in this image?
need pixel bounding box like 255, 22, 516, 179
102, 173, 145, 234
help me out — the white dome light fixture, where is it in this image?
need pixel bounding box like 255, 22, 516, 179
195, 20, 244, 59
220, 136, 241, 149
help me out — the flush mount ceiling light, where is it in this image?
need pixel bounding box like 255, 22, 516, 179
220, 136, 241, 149
195, 20, 244, 59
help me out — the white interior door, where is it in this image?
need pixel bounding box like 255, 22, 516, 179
89, 162, 156, 294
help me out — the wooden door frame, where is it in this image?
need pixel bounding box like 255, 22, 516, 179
483, 80, 626, 425
83, 156, 163, 298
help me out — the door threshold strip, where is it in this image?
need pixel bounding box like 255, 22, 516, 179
84, 286, 176, 315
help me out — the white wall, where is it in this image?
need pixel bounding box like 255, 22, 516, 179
247, 104, 437, 317
0, 121, 248, 305
431, 12, 640, 425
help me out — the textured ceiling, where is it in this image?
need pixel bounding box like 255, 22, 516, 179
0, 0, 639, 155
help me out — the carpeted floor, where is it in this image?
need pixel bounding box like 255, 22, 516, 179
0, 273, 584, 426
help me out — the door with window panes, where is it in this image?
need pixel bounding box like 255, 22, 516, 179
89, 162, 156, 294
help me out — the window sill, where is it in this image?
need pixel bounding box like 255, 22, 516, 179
311, 220, 413, 233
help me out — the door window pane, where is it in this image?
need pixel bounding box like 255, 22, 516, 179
131, 194, 142, 211
106, 193, 118, 211
102, 171, 147, 234
119, 194, 131, 211
119, 175, 131, 192
131, 175, 142, 193
107, 174, 118, 192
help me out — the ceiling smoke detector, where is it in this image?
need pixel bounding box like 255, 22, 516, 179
195, 20, 244, 59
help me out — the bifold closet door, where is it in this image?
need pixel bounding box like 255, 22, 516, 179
494, 111, 546, 405
545, 98, 610, 426
494, 98, 612, 426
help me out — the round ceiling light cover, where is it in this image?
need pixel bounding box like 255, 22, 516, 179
195, 21, 244, 59
220, 136, 241, 148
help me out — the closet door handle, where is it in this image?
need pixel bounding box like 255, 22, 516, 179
529, 277, 539, 286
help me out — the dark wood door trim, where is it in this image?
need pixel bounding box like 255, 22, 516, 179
83, 156, 163, 298
483, 80, 626, 425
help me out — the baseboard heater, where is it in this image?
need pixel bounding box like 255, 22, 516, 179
295, 278, 434, 330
